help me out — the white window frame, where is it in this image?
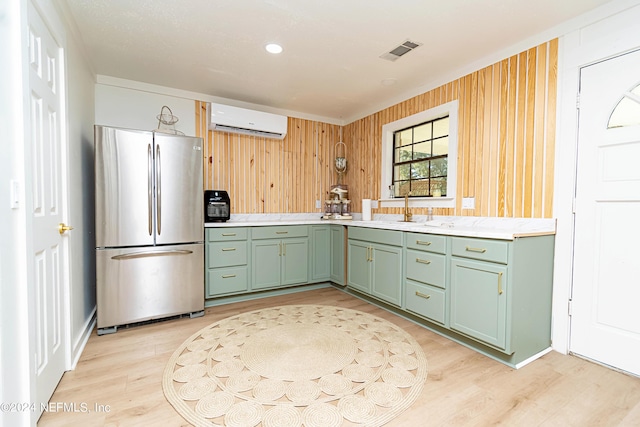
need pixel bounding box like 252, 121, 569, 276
380, 100, 458, 208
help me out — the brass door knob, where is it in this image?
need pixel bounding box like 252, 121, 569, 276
58, 223, 74, 235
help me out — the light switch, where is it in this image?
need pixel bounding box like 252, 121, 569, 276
462, 197, 475, 210
315, 200, 321, 209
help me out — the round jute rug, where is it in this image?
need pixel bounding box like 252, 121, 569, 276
163, 305, 428, 427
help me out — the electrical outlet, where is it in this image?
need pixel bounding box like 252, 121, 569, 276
372, 200, 378, 209
462, 197, 475, 209
315, 200, 321, 209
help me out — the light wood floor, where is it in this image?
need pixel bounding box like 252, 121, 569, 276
38, 287, 640, 427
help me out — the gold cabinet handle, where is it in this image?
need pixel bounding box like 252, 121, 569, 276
58, 223, 74, 235
465, 246, 487, 253
222, 274, 236, 279
416, 258, 431, 265
276, 231, 288, 234
498, 272, 504, 295
415, 291, 431, 299
221, 248, 236, 252
278, 242, 282, 256
283, 242, 286, 256
221, 233, 236, 236
416, 240, 432, 246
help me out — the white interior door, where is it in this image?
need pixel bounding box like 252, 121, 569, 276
28, 1, 70, 414
571, 49, 640, 376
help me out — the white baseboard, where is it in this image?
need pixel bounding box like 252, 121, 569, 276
69, 307, 96, 370
514, 347, 554, 369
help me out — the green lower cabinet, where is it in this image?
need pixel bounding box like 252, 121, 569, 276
206, 266, 249, 297
450, 257, 508, 351
252, 238, 309, 290
310, 225, 330, 282
405, 280, 446, 325
347, 240, 371, 293
205, 228, 250, 298
330, 225, 345, 285
370, 243, 402, 306
282, 238, 309, 285
347, 239, 402, 307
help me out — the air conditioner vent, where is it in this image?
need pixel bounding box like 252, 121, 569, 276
208, 103, 288, 139
380, 39, 423, 62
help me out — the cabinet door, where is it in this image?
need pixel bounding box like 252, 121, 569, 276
330, 226, 345, 285
348, 240, 371, 293
282, 238, 309, 285
371, 243, 403, 306
252, 240, 281, 290
311, 226, 330, 281
450, 257, 508, 350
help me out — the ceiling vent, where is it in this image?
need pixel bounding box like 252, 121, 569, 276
380, 40, 423, 62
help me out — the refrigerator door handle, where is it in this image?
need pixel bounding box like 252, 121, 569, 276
147, 144, 153, 236
111, 249, 194, 260
156, 143, 162, 236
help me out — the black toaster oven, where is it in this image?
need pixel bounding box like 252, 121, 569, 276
204, 190, 230, 222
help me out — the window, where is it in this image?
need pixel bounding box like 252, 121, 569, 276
392, 116, 449, 198
608, 83, 640, 128
381, 100, 458, 208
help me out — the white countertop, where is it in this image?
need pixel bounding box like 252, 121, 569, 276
205, 214, 556, 240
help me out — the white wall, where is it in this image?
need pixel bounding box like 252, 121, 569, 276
95, 82, 196, 137
552, 1, 640, 353
65, 12, 97, 366
0, 0, 33, 426
1, 0, 35, 425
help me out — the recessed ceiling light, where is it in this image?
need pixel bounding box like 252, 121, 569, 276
265, 43, 283, 54
381, 78, 397, 86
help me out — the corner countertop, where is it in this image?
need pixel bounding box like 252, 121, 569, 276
205, 214, 556, 240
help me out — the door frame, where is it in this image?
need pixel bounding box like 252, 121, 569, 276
0, 0, 72, 424
0, 1, 33, 426
553, 3, 640, 354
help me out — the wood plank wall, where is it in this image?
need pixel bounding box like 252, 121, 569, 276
196, 104, 341, 213
196, 38, 557, 218
344, 39, 558, 218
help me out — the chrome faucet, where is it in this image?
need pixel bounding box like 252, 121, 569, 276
403, 191, 413, 222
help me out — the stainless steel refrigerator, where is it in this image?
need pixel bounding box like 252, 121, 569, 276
94, 125, 204, 335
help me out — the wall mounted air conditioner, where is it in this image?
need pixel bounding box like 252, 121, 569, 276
208, 103, 288, 139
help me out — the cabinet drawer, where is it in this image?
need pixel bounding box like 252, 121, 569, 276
348, 227, 403, 247
207, 227, 248, 242
252, 225, 308, 240
206, 266, 248, 297
451, 237, 509, 264
406, 232, 447, 254
405, 280, 446, 325
207, 241, 248, 268
405, 249, 446, 289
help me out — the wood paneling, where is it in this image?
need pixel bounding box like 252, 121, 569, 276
196, 39, 557, 218
343, 39, 558, 218
196, 106, 340, 214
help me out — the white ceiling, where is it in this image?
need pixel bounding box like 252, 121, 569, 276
61, 0, 616, 123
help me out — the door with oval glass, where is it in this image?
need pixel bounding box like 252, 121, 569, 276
571, 48, 640, 376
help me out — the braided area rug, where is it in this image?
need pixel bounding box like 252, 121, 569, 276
163, 305, 428, 427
